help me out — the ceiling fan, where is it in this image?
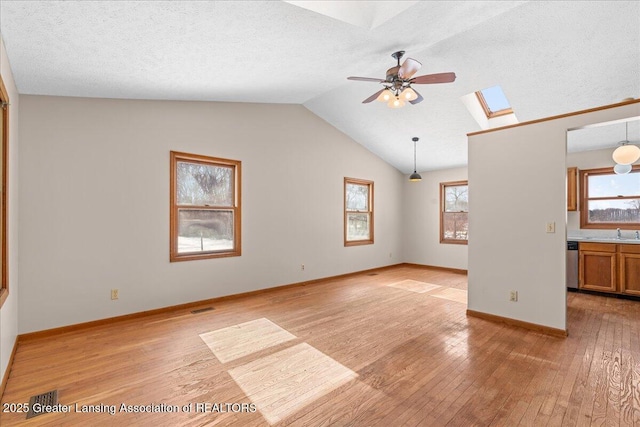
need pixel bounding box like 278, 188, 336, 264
347, 51, 456, 108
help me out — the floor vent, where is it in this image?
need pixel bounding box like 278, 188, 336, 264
26, 390, 58, 419
191, 307, 214, 314
367, 273, 379, 276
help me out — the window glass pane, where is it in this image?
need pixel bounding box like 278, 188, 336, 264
442, 212, 469, 240
444, 185, 468, 212
479, 85, 511, 112
588, 171, 640, 198
177, 161, 233, 206
347, 213, 370, 241
587, 199, 640, 223
345, 183, 369, 211
177, 209, 234, 253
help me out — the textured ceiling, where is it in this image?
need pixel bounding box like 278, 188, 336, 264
0, 1, 639, 173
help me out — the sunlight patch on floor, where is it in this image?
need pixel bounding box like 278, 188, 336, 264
387, 279, 442, 293
228, 343, 358, 424
430, 288, 467, 304
199, 318, 296, 363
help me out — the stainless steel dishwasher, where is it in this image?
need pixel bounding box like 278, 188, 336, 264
567, 241, 579, 289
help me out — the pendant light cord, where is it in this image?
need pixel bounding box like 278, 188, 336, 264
626, 121, 628, 142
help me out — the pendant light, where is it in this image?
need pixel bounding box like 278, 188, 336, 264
409, 137, 422, 181
612, 121, 640, 165
614, 163, 632, 175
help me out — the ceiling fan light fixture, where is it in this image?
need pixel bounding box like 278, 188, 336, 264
400, 87, 418, 101
388, 97, 405, 108
614, 163, 632, 175
612, 144, 640, 165
348, 51, 456, 107
377, 89, 393, 102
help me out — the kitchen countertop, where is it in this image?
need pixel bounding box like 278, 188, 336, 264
568, 237, 640, 244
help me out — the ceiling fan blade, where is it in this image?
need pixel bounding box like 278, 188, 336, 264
409, 89, 424, 105
398, 58, 422, 79
363, 89, 385, 104
411, 72, 457, 84
348, 76, 385, 83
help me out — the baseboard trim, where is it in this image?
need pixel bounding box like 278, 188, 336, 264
0, 336, 18, 400
18, 263, 404, 342
402, 262, 467, 275
466, 309, 567, 338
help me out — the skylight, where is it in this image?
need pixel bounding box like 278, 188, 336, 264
475, 85, 513, 118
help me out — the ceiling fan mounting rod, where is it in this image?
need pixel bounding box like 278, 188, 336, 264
391, 51, 405, 66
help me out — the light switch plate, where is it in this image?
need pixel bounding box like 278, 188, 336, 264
546, 222, 555, 233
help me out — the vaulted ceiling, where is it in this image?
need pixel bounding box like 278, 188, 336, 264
1, 1, 638, 172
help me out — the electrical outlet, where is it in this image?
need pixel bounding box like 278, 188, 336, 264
301, 264, 305, 271
389, 252, 393, 258
546, 222, 555, 233
111, 289, 119, 300
509, 290, 518, 302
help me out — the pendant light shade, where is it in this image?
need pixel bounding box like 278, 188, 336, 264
612, 122, 640, 165
409, 172, 422, 181
612, 144, 640, 165
409, 137, 422, 182
614, 163, 632, 175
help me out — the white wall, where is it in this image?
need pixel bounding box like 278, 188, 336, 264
18, 96, 404, 333
402, 166, 468, 270
0, 36, 20, 384
468, 101, 640, 331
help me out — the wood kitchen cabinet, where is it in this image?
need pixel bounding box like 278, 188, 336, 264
620, 244, 640, 296
579, 242, 640, 296
567, 167, 577, 211
579, 242, 617, 293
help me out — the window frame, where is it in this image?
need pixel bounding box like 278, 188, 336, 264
170, 151, 241, 262
475, 89, 513, 118
0, 75, 8, 308
440, 180, 469, 245
580, 165, 640, 229
344, 177, 374, 246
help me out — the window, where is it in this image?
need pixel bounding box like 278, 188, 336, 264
0, 76, 8, 308
475, 85, 513, 118
170, 151, 241, 261
344, 178, 373, 246
440, 181, 468, 244
580, 166, 640, 229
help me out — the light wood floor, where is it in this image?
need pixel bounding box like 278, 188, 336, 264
2, 265, 640, 426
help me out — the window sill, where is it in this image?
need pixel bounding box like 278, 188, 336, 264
170, 250, 241, 262
440, 239, 468, 245
345, 240, 374, 247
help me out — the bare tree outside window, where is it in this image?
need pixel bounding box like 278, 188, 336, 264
580, 166, 640, 229
440, 181, 468, 244
170, 152, 241, 261
344, 178, 374, 246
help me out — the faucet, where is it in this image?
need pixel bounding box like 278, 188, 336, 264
617, 228, 622, 239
